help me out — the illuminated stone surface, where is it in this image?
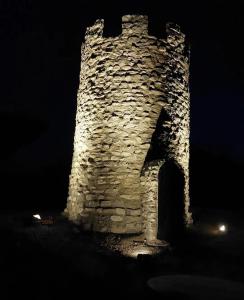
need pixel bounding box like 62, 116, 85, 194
65, 15, 192, 238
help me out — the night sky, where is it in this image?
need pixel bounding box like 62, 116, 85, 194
0, 0, 243, 210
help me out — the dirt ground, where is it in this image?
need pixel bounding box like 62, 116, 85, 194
1, 207, 244, 299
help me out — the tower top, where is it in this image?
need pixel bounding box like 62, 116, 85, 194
84, 14, 185, 41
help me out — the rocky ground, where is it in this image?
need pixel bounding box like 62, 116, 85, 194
1, 208, 244, 299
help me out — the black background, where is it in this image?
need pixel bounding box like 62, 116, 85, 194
0, 0, 243, 211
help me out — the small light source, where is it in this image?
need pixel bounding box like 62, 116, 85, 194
128, 247, 153, 258
219, 224, 226, 232
33, 214, 41, 220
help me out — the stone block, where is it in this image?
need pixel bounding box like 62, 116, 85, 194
111, 215, 124, 222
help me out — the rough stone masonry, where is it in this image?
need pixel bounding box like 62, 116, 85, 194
65, 15, 192, 241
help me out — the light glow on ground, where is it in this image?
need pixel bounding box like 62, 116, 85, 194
33, 214, 41, 220
219, 224, 226, 232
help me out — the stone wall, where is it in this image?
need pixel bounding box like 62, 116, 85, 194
140, 160, 164, 241
65, 15, 192, 236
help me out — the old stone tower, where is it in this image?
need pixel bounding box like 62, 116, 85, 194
65, 15, 192, 242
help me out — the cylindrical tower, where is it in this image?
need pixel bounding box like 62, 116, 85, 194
65, 15, 191, 237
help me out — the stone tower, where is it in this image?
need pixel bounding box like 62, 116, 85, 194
65, 15, 192, 242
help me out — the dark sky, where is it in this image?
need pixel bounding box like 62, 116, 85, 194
0, 0, 243, 209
